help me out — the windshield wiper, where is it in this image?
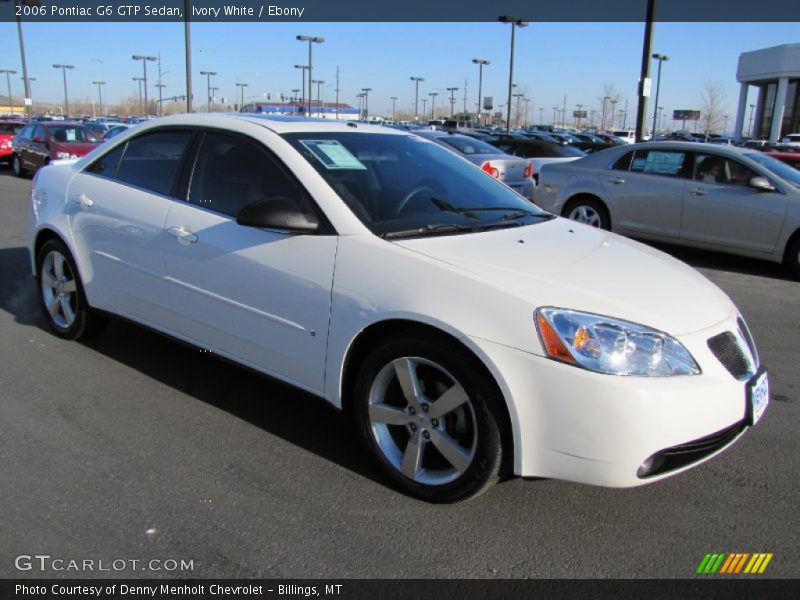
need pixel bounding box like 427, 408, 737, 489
381, 223, 477, 239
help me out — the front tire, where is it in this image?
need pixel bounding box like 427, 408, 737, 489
12, 154, 27, 178
36, 239, 105, 340
563, 197, 610, 230
353, 335, 504, 503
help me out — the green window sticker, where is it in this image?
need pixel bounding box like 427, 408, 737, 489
299, 139, 367, 170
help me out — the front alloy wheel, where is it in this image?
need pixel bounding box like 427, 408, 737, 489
354, 336, 503, 502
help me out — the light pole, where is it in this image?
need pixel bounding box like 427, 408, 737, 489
155, 83, 166, 116
132, 54, 157, 116
513, 92, 524, 128
13, 3, 33, 118
421, 97, 428, 118
539, 107, 544, 125
296, 35, 324, 118
472, 58, 490, 125
499, 15, 528, 133
428, 92, 438, 121
92, 80, 105, 117
748, 104, 755, 137
410, 76, 424, 120
236, 82, 249, 112
552, 105, 558, 126
390, 96, 398, 120
651, 53, 669, 138
446, 87, 458, 117
132, 77, 144, 114
313, 80, 325, 116
200, 70, 216, 112
21, 75, 35, 113
523, 97, 530, 128
52, 64, 74, 117
575, 103, 583, 129
209, 86, 219, 111
361, 88, 371, 121
294, 65, 308, 113
0, 69, 17, 114
601, 96, 610, 132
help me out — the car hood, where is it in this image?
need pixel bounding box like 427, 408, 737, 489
394, 218, 734, 336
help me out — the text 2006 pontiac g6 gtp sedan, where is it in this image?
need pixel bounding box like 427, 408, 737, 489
27, 114, 768, 502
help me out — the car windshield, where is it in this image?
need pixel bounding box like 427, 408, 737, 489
745, 153, 800, 188
282, 132, 549, 237
47, 126, 101, 143
0, 123, 23, 134
437, 135, 500, 155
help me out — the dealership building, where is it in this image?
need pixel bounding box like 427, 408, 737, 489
734, 43, 800, 141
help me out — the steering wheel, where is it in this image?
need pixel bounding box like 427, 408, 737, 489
394, 186, 436, 215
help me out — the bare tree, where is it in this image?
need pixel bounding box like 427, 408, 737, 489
700, 81, 728, 140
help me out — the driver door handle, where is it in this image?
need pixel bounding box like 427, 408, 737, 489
167, 226, 198, 245
608, 177, 625, 184
68, 193, 94, 209
691, 188, 708, 196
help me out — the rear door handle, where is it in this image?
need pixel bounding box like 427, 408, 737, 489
167, 226, 198, 245
691, 188, 708, 196
608, 177, 625, 184
68, 193, 94, 209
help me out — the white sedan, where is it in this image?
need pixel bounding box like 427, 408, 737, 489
27, 114, 768, 502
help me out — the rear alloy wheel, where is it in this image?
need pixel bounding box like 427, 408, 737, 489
36, 239, 105, 340
565, 198, 610, 230
354, 335, 503, 503
12, 154, 27, 178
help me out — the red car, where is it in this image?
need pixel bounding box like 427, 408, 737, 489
766, 151, 800, 171
0, 120, 25, 164
12, 121, 102, 177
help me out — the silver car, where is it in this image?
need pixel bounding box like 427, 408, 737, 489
413, 130, 536, 200
534, 141, 800, 277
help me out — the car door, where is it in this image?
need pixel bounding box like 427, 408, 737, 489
680, 153, 788, 254
163, 130, 337, 394
67, 129, 194, 326
601, 147, 689, 239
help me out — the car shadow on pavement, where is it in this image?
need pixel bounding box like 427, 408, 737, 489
0, 245, 388, 488
644, 241, 795, 282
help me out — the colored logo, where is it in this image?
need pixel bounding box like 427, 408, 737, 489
697, 552, 773, 574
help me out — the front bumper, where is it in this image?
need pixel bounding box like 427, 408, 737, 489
469, 312, 761, 487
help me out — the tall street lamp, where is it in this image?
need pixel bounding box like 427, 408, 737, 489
410, 76, 424, 120
92, 80, 105, 117
390, 96, 398, 121
421, 97, 428, 117
314, 80, 325, 116
200, 70, 217, 112
236, 82, 249, 112
651, 53, 669, 137
132, 77, 144, 114
294, 65, 308, 113
361, 88, 371, 121
600, 96, 610, 132
21, 75, 35, 113
446, 87, 458, 117
0, 69, 17, 114
472, 58, 490, 125
428, 92, 439, 121
296, 35, 324, 118
52, 64, 75, 117
575, 103, 583, 129
132, 54, 157, 116
552, 105, 558, 126
155, 82, 166, 116
499, 15, 528, 133
513, 92, 524, 127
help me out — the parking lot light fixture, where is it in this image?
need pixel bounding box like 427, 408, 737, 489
361, 88, 372, 120
446, 87, 459, 118
498, 15, 528, 133
52, 64, 74, 117
601, 96, 610, 132
651, 53, 669, 138
236, 82, 249, 112
472, 59, 490, 125
132, 77, 144, 114
200, 70, 217, 112
410, 76, 424, 120
552, 105, 558, 126
92, 80, 106, 116
390, 96, 398, 120
296, 35, 324, 117
132, 55, 157, 116
428, 92, 439, 121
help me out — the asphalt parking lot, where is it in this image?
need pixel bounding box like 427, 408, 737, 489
1, 168, 798, 579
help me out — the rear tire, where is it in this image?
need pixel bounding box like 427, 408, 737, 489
353, 334, 503, 503
12, 154, 27, 178
36, 239, 106, 340
563, 197, 610, 230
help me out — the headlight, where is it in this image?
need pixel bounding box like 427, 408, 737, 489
535, 307, 700, 376
55, 151, 73, 159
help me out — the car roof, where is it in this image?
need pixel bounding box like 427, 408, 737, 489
619, 141, 754, 156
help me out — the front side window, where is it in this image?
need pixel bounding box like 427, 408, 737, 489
85, 144, 126, 178
115, 130, 193, 196
282, 132, 549, 237
694, 154, 760, 186
188, 131, 312, 218
630, 149, 689, 177
611, 151, 634, 171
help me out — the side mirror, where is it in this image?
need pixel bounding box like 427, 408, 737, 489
748, 176, 775, 192
236, 197, 319, 234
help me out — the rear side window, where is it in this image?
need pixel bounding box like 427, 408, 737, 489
85, 144, 126, 178
188, 131, 311, 218
612, 151, 634, 171
115, 130, 193, 196
630, 149, 689, 177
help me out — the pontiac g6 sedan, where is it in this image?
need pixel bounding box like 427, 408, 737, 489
27, 115, 768, 502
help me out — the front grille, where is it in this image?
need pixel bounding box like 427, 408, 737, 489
637, 420, 746, 478
708, 331, 753, 380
